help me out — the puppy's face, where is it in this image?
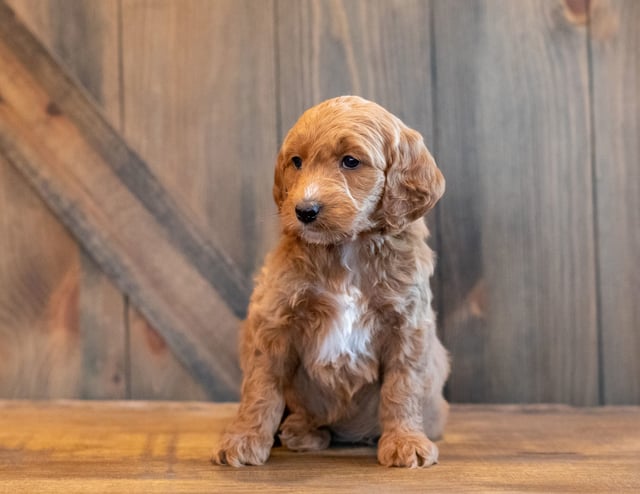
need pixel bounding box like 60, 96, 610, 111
273, 96, 444, 244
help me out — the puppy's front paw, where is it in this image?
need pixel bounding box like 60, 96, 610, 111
377, 431, 439, 468
211, 432, 273, 467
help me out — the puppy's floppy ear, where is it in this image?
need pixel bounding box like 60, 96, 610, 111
272, 151, 287, 209
382, 126, 445, 230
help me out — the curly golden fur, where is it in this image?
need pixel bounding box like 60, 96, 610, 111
212, 96, 449, 468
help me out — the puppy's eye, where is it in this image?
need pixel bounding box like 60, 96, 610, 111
341, 155, 360, 169
292, 156, 302, 169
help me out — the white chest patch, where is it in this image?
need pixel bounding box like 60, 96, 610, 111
315, 287, 372, 365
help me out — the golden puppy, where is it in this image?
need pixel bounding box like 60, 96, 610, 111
212, 96, 449, 468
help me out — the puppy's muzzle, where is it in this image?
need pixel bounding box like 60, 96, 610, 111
295, 201, 322, 224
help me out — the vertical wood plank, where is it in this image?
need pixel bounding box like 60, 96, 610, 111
0, 155, 82, 398
128, 308, 208, 401
78, 252, 127, 399
121, 0, 279, 277
434, 0, 599, 404
276, 0, 434, 144
121, 0, 278, 399
4, 0, 126, 398
590, 0, 640, 404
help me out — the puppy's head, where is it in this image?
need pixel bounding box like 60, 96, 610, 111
274, 96, 444, 244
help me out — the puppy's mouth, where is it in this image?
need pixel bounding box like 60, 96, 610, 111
291, 219, 351, 245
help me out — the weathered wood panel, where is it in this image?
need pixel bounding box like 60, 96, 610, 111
433, 0, 599, 404
0, 155, 81, 398
590, 0, 640, 404
129, 307, 208, 400
120, 0, 278, 399
1, 401, 639, 492
3, 0, 126, 399
7, 0, 122, 125
78, 253, 128, 398
0, 0, 243, 399
276, 0, 433, 143
121, 0, 279, 277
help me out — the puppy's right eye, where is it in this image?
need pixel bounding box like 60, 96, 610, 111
292, 156, 302, 169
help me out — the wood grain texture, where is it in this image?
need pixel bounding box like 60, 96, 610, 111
7, 0, 122, 125
0, 155, 81, 398
590, 0, 640, 404
0, 0, 242, 399
276, 0, 434, 143
121, 0, 279, 278
6, 0, 127, 400
78, 253, 127, 399
119, 0, 279, 399
129, 307, 208, 401
0, 401, 638, 493
433, 0, 599, 404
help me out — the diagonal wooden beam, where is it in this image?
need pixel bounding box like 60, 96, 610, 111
0, 1, 252, 320
0, 1, 251, 400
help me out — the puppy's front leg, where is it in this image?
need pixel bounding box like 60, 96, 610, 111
212, 353, 286, 467
377, 336, 439, 468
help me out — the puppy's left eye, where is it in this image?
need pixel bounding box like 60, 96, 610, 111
341, 156, 360, 169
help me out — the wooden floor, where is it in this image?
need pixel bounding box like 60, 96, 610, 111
0, 401, 638, 493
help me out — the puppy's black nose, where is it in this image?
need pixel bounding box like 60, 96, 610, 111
295, 202, 321, 224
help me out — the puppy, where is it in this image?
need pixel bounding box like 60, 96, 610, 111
212, 96, 449, 468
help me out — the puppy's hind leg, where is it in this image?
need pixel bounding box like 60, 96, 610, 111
279, 412, 331, 452
423, 334, 450, 440
423, 393, 449, 440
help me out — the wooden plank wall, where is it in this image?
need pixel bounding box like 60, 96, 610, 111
119, 0, 278, 398
0, 0, 638, 405
0, 0, 126, 399
1, 0, 258, 401
590, 0, 640, 404
434, 0, 599, 404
